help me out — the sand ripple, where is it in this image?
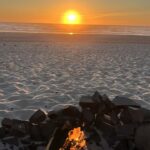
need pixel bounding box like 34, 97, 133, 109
0, 37, 150, 122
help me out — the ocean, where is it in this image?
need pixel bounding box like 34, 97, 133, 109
0, 22, 150, 36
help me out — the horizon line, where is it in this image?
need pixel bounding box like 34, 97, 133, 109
0, 21, 150, 27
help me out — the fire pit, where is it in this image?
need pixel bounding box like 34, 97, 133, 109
0, 91, 150, 150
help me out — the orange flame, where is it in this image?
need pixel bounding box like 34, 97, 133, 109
60, 127, 86, 150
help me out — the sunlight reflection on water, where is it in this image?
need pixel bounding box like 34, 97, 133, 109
69, 32, 74, 35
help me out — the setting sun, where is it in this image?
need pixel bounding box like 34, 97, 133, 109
62, 10, 81, 24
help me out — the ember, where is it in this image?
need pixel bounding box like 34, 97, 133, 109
60, 127, 87, 150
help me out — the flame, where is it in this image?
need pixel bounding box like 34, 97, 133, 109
60, 127, 86, 150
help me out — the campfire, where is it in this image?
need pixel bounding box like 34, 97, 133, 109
0, 91, 150, 150
60, 127, 87, 150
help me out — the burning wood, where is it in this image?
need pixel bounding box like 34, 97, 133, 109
60, 127, 87, 150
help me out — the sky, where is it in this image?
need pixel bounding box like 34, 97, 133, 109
0, 0, 150, 26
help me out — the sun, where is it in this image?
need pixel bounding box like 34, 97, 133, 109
62, 10, 81, 24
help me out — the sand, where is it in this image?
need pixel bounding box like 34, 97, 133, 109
0, 33, 150, 123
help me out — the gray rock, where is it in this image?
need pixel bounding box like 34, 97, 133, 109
79, 96, 98, 113
115, 124, 136, 139
92, 91, 103, 104
82, 108, 95, 126
1, 118, 13, 129
135, 124, 150, 150
141, 108, 150, 122
120, 107, 144, 124
2, 137, 19, 146
62, 105, 81, 118
113, 96, 140, 108
30, 124, 41, 141
29, 109, 47, 124
48, 105, 81, 127
0, 127, 5, 139
102, 94, 115, 111
11, 120, 30, 137
39, 122, 56, 140
114, 140, 129, 150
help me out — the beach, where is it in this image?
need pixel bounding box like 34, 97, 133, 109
0, 32, 150, 123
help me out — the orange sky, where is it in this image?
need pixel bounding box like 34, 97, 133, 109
0, 0, 150, 26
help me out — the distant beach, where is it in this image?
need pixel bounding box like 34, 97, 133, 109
0, 30, 150, 123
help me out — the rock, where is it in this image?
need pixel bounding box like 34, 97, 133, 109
135, 124, 150, 150
87, 128, 101, 147
0, 127, 6, 139
92, 91, 103, 104
119, 109, 132, 124
96, 110, 119, 130
100, 111, 119, 126
96, 102, 107, 117
114, 140, 129, 150
2, 137, 19, 146
113, 96, 140, 108
1, 118, 13, 129
11, 120, 30, 137
48, 105, 75, 119
115, 124, 136, 139
28, 143, 38, 150
48, 110, 58, 120
48, 105, 81, 127
62, 105, 81, 118
39, 121, 56, 140
109, 111, 120, 125
30, 124, 42, 141
2, 119, 30, 137
120, 107, 144, 124
102, 94, 115, 111
79, 95, 98, 113
82, 108, 95, 126
21, 136, 31, 145
48, 110, 68, 127
80, 92, 114, 114
62, 105, 82, 126
103, 114, 112, 124
96, 119, 116, 145
141, 108, 150, 122
29, 109, 47, 124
